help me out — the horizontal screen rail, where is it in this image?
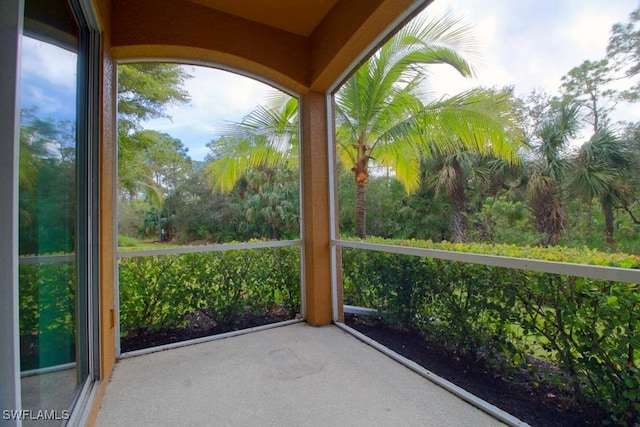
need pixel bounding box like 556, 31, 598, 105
19, 254, 75, 264
335, 240, 640, 284
21, 362, 76, 378
117, 239, 302, 259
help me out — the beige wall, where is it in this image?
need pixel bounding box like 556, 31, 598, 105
300, 92, 332, 325
88, 1, 116, 424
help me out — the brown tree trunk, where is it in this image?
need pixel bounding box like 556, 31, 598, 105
533, 184, 565, 246
355, 181, 366, 238
450, 205, 465, 243
547, 196, 565, 246
602, 198, 614, 245
448, 162, 466, 243
157, 212, 163, 242
353, 141, 370, 239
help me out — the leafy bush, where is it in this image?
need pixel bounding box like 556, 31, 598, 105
118, 246, 300, 336
19, 261, 76, 370
342, 238, 640, 424
119, 254, 194, 335
469, 196, 539, 245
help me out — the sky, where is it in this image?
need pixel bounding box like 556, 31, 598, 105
425, 0, 638, 99
141, 67, 274, 160
19, 0, 640, 160
20, 36, 78, 122
423, 0, 640, 142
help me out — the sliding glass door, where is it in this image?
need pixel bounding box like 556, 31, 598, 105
19, 5, 82, 422
2, 0, 100, 425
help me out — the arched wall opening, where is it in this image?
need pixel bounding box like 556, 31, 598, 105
113, 61, 307, 355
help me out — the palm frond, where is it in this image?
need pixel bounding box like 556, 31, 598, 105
206, 95, 299, 193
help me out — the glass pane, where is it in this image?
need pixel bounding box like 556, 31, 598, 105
18, 0, 82, 420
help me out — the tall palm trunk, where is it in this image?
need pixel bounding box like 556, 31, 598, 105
601, 195, 614, 245
449, 195, 466, 242
353, 142, 370, 238
355, 181, 367, 238
449, 202, 465, 243
533, 185, 565, 246
448, 162, 467, 243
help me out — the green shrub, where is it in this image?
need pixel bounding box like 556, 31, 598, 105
342, 238, 640, 424
257, 247, 301, 313
118, 246, 301, 336
18, 261, 76, 369
119, 254, 194, 336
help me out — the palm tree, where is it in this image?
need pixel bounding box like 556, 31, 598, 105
395, 87, 523, 242
569, 127, 631, 245
334, 16, 525, 238
424, 150, 498, 242
207, 14, 523, 238
526, 100, 581, 246
242, 169, 299, 239
206, 96, 299, 193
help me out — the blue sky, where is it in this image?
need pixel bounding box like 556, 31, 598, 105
140, 67, 274, 160
20, 36, 77, 123
20, 0, 640, 160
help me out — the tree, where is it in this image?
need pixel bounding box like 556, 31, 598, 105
417, 87, 524, 242
118, 129, 191, 241
117, 63, 191, 195
334, 16, 524, 238
205, 96, 299, 194
242, 169, 299, 240
135, 130, 191, 241
167, 162, 248, 243
607, 7, 640, 102
569, 128, 631, 245
204, 95, 301, 241
561, 59, 616, 133
207, 14, 523, 239
423, 151, 484, 242
118, 63, 192, 131
19, 109, 77, 254
525, 98, 581, 246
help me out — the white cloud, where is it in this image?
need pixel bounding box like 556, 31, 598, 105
21, 85, 66, 116
566, 13, 615, 54
20, 36, 77, 91
424, 0, 637, 102
142, 66, 275, 160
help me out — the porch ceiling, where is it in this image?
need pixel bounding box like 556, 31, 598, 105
187, 0, 338, 37
104, 0, 432, 93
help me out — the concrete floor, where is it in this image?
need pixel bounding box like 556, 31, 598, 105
96, 323, 506, 427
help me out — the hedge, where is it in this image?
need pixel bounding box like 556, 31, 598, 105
341, 238, 640, 424
18, 246, 300, 369
18, 262, 76, 370
118, 246, 301, 337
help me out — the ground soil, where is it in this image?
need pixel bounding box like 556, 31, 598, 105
345, 314, 600, 427
121, 309, 600, 426
120, 307, 296, 353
